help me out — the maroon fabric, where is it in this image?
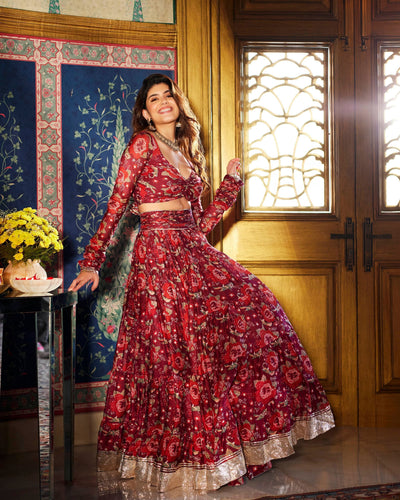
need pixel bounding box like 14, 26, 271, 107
97, 210, 333, 484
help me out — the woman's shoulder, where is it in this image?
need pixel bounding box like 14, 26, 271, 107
125, 131, 154, 160
132, 130, 152, 140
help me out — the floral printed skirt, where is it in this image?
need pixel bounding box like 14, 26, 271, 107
97, 209, 335, 492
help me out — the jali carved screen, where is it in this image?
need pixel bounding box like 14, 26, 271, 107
240, 44, 332, 214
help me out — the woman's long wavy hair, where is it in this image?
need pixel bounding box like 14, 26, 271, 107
132, 74, 209, 187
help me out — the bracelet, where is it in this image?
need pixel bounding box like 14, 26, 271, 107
80, 267, 99, 274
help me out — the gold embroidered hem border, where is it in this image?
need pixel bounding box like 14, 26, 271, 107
97, 407, 335, 492
97, 448, 247, 492
243, 406, 335, 464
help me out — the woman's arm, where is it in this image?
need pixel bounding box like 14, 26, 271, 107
192, 159, 243, 235
69, 133, 150, 291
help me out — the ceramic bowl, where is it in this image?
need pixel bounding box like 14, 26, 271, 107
10, 278, 63, 295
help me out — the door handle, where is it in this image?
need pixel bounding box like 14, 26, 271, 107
363, 217, 392, 272
360, 0, 368, 50
339, 0, 349, 50
330, 217, 354, 271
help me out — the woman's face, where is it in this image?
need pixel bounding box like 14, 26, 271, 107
142, 83, 180, 128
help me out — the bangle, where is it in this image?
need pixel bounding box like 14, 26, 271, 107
81, 267, 99, 274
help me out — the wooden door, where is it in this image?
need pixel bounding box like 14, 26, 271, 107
220, 0, 400, 426
227, 0, 359, 425
355, 0, 400, 426
184, 0, 400, 426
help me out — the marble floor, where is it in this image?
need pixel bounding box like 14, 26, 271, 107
1, 426, 400, 499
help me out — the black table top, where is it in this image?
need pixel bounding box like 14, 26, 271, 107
0, 290, 78, 313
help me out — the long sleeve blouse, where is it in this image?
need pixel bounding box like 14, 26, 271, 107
79, 132, 243, 271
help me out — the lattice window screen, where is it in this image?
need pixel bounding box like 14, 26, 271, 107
241, 45, 332, 213
381, 46, 400, 212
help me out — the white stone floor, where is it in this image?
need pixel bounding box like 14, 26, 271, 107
1, 426, 400, 499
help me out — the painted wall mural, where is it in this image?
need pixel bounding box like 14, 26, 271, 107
0, 59, 37, 211
0, 34, 175, 416
0, 0, 174, 23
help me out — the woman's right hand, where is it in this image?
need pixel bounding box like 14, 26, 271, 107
68, 270, 99, 292
226, 158, 241, 177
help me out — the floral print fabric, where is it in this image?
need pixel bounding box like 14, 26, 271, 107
96, 210, 334, 491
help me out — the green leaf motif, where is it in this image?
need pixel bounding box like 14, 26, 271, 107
72, 74, 140, 345
0, 91, 24, 210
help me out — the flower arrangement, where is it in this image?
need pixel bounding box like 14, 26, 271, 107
0, 207, 63, 264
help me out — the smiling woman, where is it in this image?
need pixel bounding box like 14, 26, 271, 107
68, 73, 334, 493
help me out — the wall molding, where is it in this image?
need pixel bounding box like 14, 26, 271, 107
0, 7, 177, 46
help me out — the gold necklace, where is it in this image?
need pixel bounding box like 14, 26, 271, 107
153, 129, 180, 152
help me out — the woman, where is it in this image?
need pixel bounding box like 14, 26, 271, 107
69, 73, 334, 492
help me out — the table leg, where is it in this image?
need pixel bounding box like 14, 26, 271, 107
36, 311, 54, 499
0, 313, 3, 390
62, 305, 75, 482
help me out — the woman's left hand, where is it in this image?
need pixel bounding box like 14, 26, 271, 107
227, 158, 241, 177
68, 270, 99, 292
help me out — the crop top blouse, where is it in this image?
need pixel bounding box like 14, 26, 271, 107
79, 131, 243, 271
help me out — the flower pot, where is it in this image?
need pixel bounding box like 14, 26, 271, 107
2, 259, 47, 286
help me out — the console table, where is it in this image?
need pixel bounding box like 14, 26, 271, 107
0, 290, 77, 499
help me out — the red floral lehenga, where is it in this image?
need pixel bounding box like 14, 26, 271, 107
96, 209, 335, 492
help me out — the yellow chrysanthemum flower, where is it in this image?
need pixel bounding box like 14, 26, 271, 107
9, 230, 26, 247
0, 207, 63, 264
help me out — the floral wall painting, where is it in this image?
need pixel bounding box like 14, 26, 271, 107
62, 65, 175, 387
0, 34, 176, 415
0, 59, 37, 212
0, 0, 175, 23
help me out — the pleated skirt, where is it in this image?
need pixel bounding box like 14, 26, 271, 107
97, 209, 335, 492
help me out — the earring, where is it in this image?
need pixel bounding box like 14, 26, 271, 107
147, 118, 156, 131
176, 121, 182, 128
